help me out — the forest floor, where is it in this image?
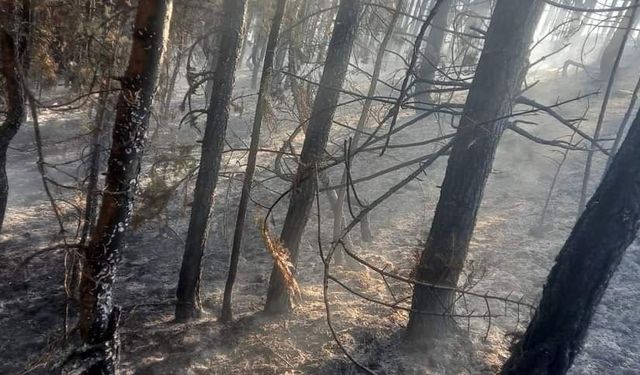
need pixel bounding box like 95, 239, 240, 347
2, 50, 640, 374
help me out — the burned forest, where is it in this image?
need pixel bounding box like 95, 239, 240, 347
3, 0, 640, 374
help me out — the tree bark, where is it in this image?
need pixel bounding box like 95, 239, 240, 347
598, 1, 636, 81
77, 1, 172, 373
332, 0, 404, 263
250, 40, 265, 89
608, 73, 640, 166
162, 45, 184, 121
220, 0, 287, 323
264, 0, 362, 315
81, 84, 114, 246
579, 0, 637, 214
0, 0, 26, 233
204, 13, 222, 103
175, 0, 246, 322
415, 0, 452, 106
501, 108, 640, 375
406, 0, 544, 341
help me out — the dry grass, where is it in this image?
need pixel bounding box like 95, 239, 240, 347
260, 217, 301, 302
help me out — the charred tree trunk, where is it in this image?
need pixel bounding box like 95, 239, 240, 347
204, 14, 222, 103
270, 41, 288, 98
221, 0, 287, 323
608, 74, 640, 166
287, 2, 310, 123
162, 46, 184, 121
81, 85, 114, 246
75, 85, 114, 301
415, 0, 452, 106
250, 28, 267, 90
332, 0, 404, 263
314, 0, 339, 64
77, 1, 172, 373
0, 0, 26, 233
598, 1, 636, 82
77, 25, 120, 296
406, 0, 544, 341
175, 0, 246, 322
501, 109, 640, 375
264, 0, 362, 315
579, 0, 637, 214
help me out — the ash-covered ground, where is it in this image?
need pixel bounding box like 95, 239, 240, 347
1, 48, 639, 374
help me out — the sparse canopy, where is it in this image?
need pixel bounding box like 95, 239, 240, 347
1, 1, 640, 374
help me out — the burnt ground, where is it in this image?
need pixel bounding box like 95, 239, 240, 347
2, 55, 640, 374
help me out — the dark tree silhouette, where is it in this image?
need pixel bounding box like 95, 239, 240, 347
502, 108, 640, 375
0, 0, 26, 233
175, 0, 247, 322
264, 0, 363, 315
77, 1, 172, 372
221, 0, 288, 323
407, 0, 545, 341
415, 0, 452, 106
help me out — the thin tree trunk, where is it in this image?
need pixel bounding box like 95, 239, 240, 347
270, 42, 288, 98
74, 91, 111, 301
204, 16, 222, 103
162, 46, 183, 121
415, 0, 452, 106
406, 0, 544, 341
220, 0, 287, 323
412, 0, 431, 35
287, 2, 311, 125
608, 74, 640, 166
77, 23, 120, 297
175, 0, 247, 322
264, 0, 362, 315
77, 1, 172, 373
579, 0, 637, 214
81, 87, 113, 245
318, 171, 354, 262
332, 0, 404, 262
501, 108, 640, 375
314, 0, 339, 64
0, 0, 26, 233
600, 0, 633, 55
250, 31, 267, 90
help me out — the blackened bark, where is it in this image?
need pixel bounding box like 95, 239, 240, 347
580, 0, 637, 214
501, 110, 640, 375
415, 0, 452, 105
264, 0, 362, 315
78, 1, 172, 373
0, 0, 26, 233
221, 0, 287, 323
406, 0, 544, 341
609, 74, 640, 165
204, 13, 222, 103
175, 0, 246, 322
81, 87, 113, 246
